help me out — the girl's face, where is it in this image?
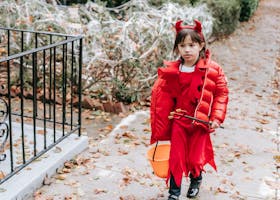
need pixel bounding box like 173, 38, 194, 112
177, 35, 204, 66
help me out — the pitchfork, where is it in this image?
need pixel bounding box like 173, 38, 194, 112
168, 108, 224, 129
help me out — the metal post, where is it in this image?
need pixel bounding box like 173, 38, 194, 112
43, 49, 47, 149
62, 43, 66, 136
20, 31, 26, 164
70, 41, 74, 129
32, 52, 37, 156
53, 47, 56, 142
7, 29, 14, 172
49, 35, 53, 119
78, 38, 82, 137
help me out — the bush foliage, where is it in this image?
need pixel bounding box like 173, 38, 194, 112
239, 0, 259, 21
148, 0, 258, 36
200, 0, 241, 36
1, 0, 259, 104
63, 0, 259, 36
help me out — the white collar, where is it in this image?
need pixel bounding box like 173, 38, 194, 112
180, 64, 195, 72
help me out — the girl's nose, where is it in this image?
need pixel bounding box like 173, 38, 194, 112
184, 46, 190, 52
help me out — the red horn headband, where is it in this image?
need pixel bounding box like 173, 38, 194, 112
175, 19, 204, 39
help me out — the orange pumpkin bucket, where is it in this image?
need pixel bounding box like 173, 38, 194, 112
147, 143, 170, 178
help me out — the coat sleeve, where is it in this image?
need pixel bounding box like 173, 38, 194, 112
209, 66, 229, 124
150, 64, 180, 144
150, 77, 175, 144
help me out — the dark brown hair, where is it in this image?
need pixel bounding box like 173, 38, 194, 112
173, 29, 206, 59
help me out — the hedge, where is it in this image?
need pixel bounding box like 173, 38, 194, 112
199, 0, 241, 36
199, 0, 259, 35
62, 0, 259, 36
147, 0, 259, 36
239, 0, 259, 21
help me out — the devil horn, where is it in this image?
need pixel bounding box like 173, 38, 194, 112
193, 19, 202, 33
175, 20, 183, 33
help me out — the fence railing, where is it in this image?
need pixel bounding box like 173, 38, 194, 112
0, 27, 83, 184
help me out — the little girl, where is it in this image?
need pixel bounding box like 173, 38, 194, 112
150, 19, 229, 199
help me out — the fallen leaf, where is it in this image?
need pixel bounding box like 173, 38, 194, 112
53, 146, 62, 153
33, 190, 42, 198
119, 195, 136, 200
120, 125, 128, 129
143, 127, 151, 132
93, 188, 107, 194
64, 195, 77, 200
0, 171, 5, 179
215, 187, 228, 194
273, 155, 280, 163
37, 130, 46, 135
55, 174, 66, 180
74, 156, 91, 166
132, 141, 141, 146
91, 152, 101, 159
122, 131, 138, 139
226, 171, 233, 176
256, 118, 270, 124
64, 161, 75, 169
255, 126, 264, 132
81, 169, 91, 175
122, 176, 132, 186
118, 148, 129, 155
264, 180, 280, 189
62, 168, 71, 173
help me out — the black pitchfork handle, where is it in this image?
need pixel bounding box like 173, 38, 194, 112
173, 113, 224, 129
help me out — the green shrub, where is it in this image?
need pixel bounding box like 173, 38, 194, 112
199, 0, 241, 36
149, 0, 258, 37
239, 0, 259, 21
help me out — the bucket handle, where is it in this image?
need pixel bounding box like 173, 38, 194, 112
152, 141, 159, 162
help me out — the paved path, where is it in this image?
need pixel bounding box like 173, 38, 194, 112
32, 109, 279, 200
31, 0, 280, 199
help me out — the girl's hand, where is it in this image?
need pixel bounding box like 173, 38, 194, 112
210, 120, 220, 129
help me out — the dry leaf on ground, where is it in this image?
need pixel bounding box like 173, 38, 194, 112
264, 180, 280, 190
93, 188, 108, 194
119, 195, 137, 200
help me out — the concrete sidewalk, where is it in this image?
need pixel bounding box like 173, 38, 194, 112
35, 110, 279, 200
31, 0, 280, 198
89, 111, 280, 200
0, 133, 88, 200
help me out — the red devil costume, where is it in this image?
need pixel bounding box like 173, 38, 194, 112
150, 20, 229, 188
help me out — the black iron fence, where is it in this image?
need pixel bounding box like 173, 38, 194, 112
0, 27, 83, 184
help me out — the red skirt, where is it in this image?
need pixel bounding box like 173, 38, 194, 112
167, 120, 217, 186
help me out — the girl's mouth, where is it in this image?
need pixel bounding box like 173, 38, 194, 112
183, 54, 192, 58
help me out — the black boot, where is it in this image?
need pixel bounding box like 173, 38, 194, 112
168, 174, 181, 200
168, 194, 179, 200
187, 173, 202, 199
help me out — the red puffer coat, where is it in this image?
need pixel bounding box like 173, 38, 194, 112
150, 50, 228, 144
